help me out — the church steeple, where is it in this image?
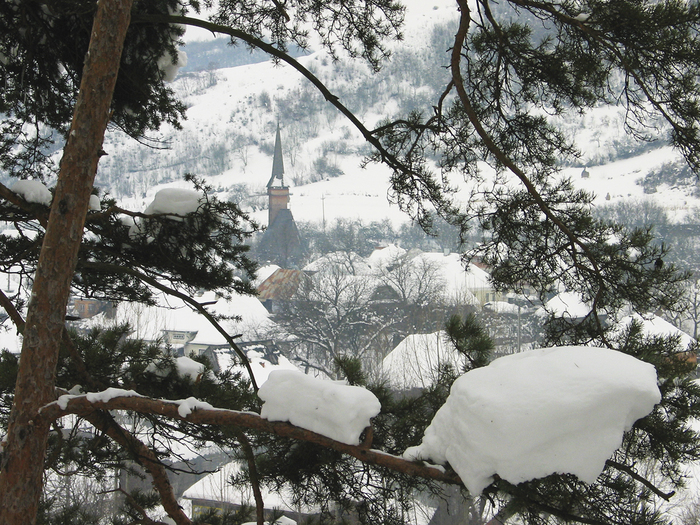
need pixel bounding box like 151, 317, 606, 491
266, 123, 290, 226
267, 123, 285, 189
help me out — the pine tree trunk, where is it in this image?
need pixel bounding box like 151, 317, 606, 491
0, 1, 133, 522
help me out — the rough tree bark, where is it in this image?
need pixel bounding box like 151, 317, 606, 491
0, 0, 134, 523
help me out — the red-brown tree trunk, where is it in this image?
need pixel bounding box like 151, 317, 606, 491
0, 1, 133, 522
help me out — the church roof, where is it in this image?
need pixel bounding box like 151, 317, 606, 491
256, 209, 304, 268
257, 268, 310, 301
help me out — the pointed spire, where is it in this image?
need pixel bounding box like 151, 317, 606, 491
267, 123, 285, 188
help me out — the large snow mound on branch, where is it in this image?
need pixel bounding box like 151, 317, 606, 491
258, 370, 381, 445
404, 346, 661, 495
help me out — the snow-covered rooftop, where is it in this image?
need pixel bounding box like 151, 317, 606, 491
79, 289, 272, 345
382, 331, 464, 390
539, 291, 591, 319
214, 347, 299, 386
366, 244, 407, 271
408, 252, 488, 303
619, 313, 696, 351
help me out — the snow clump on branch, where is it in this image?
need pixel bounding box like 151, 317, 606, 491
142, 187, 203, 218
11, 180, 52, 206
129, 187, 204, 239
258, 370, 381, 446
157, 48, 187, 83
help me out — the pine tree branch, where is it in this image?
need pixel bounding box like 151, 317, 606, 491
0, 182, 50, 228
39, 392, 464, 487
134, 14, 375, 153
60, 326, 105, 392
103, 487, 169, 525
0, 286, 107, 396
0, 289, 25, 334
78, 260, 259, 391
77, 407, 191, 525
43, 393, 675, 524
508, 0, 700, 170
2, 289, 106, 395
451, 0, 611, 340
484, 498, 518, 525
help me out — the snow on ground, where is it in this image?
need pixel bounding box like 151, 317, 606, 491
398, 0, 459, 49
106, 0, 464, 228
183, 459, 320, 516
258, 370, 381, 445
102, 0, 695, 229
559, 146, 691, 219
403, 346, 661, 495
115, 8, 693, 230
382, 331, 463, 390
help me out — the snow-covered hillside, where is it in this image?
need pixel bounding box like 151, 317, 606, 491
86, 0, 696, 230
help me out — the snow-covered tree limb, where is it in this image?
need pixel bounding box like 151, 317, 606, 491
39, 392, 463, 487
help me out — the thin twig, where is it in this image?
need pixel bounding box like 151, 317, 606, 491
605, 459, 675, 501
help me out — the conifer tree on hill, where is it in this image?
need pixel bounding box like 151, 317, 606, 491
1, 1, 700, 525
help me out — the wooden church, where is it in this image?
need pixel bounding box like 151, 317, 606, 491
255, 124, 304, 268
